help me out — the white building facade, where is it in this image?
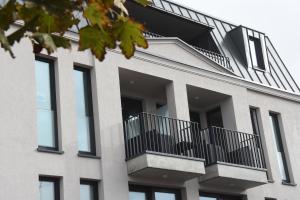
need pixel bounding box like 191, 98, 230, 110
0, 1, 299, 200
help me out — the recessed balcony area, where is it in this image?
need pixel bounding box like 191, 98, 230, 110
186, 85, 268, 191
119, 69, 206, 182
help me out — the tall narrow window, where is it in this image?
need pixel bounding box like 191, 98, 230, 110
35, 58, 58, 150
269, 113, 290, 183
74, 67, 96, 155
39, 177, 60, 200
249, 36, 265, 70
80, 180, 99, 200
250, 108, 262, 147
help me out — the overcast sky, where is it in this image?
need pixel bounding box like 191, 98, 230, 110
173, 0, 300, 85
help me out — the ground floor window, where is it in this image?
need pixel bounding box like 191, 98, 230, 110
199, 192, 244, 200
129, 185, 181, 200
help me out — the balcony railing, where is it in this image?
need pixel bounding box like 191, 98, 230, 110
124, 112, 205, 160
202, 126, 266, 169
192, 46, 232, 71
123, 113, 266, 169
143, 31, 232, 71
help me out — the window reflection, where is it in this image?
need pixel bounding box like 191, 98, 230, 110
74, 68, 95, 154
129, 192, 146, 200
154, 192, 176, 200
35, 59, 57, 149
80, 184, 94, 200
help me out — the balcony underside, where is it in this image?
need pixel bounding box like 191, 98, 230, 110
199, 162, 268, 191
127, 152, 205, 182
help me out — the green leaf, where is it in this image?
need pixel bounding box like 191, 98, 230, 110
79, 25, 116, 61
134, 0, 151, 6
51, 35, 71, 49
0, 0, 16, 30
0, 29, 15, 58
83, 2, 109, 28
113, 17, 148, 59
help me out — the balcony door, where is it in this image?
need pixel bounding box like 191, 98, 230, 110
121, 97, 143, 120
206, 107, 223, 128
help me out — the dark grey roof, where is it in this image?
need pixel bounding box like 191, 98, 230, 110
148, 0, 300, 94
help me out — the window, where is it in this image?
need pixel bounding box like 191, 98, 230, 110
129, 185, 181, 200
39, 177, 60, 200
250, 108, 262, 147
249, 36, 265, 70
269, 113, 290, 183
74, 67, 96, 155
35, 58, 58, 150
80, 180, 99, 200
199, 193, 243, 200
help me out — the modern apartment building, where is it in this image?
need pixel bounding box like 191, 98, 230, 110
0, 0, 299, 200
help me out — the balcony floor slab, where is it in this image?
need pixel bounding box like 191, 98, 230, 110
199, 162, 268, 191
127, 152, 205, 182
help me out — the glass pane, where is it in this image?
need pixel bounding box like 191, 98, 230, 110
129, 192, 146, 200
270, 114, 289, 182
35, 60, 52, 110
199, 197, 217, 200
35, 60, 56, 148
249, 39, 258, 67
77, 116, 92, 152
80, 184, 94, 200
155, 192, 176, 200
39, 181, 55, 200
37, 110, 56, 147
74, 69, 93, 152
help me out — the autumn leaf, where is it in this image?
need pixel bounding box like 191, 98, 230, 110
0, 29, 15, 57
83, 2, 109, 28
113, 17, 148, 59
134, 0, 151, 7
79, 25, 116, 61
0, 0, 16, 30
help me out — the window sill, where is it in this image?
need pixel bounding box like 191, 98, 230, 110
282, 181, 297, 187
37, 147, 64, 155
77, 153, 101, 159
253, 67, 266, 72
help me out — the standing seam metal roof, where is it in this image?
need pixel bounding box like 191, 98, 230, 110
148, 0, 300, 94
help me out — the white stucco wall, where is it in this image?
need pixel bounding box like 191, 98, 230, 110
0, 34, 299, 200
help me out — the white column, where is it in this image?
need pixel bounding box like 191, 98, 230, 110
166, 80, 190, 121
166, 80, 199, 200
94, 54, 129, 200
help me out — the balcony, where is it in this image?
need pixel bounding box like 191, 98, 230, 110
199, 127, 268, 191
123, 113, 267, 187
124, 112, 206, 182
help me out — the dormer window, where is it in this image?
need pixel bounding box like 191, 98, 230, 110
249, 36, 265, 70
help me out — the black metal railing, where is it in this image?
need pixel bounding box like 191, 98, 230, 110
193, 46, 232, 71
124, 112, 205, 160
123, 113, 266, 169
202, 127, 266, 169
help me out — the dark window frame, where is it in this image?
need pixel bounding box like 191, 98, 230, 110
39, 176, 60, 200
249, 36, 265, 70
269, 112, 291, 183
199, 191, 245, 200
74, 66, 96, 156
80, 179, 99, 200
35, 56, 59, 152
129, 185, 181, 200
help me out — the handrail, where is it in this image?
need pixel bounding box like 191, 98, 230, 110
123, 113, 266, 169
